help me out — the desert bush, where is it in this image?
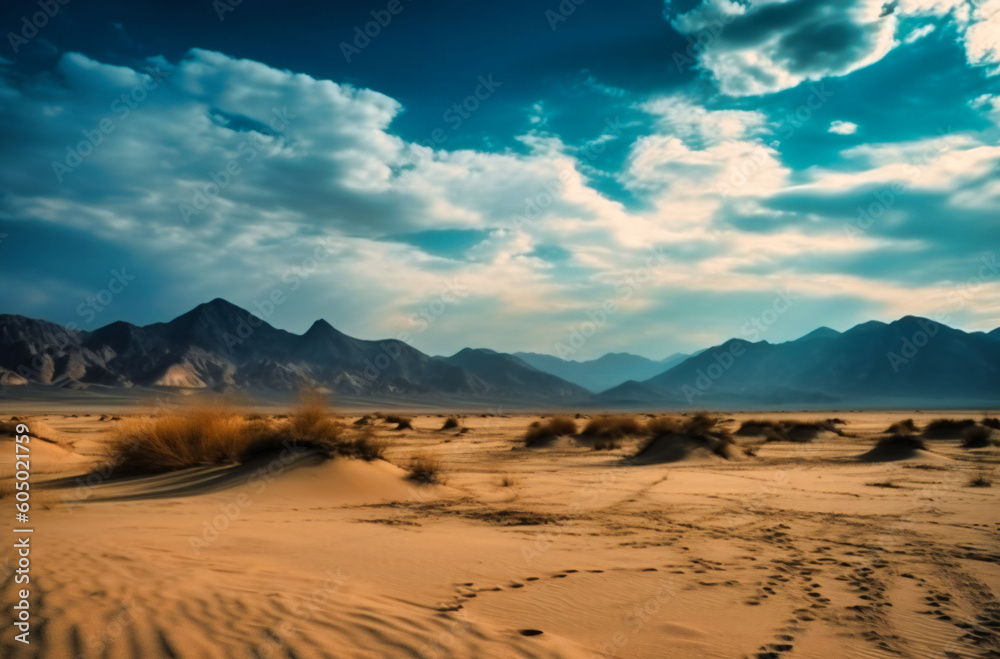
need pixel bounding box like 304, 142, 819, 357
968, 473, 992, 488
982, 417, 1000, 430
384, 414, 409, 425
499, 473, 518, 487
923, 418, 976, 438
407, 453, 444, 484
739, 419, 837, 443
98, 394, 394, 476
523, 416, 577, 445
353, 414, 376, 426
962, 425, 995, 448
581, 415, 643, 439
875, 434, 928, 451
592, 436, 622, 451
884, 419, 919, 434
684, 412, 719, 435
394, 418, 414, 431
341, 427, 387, 461
645, 416, 683, 436
441, 416, 461, 430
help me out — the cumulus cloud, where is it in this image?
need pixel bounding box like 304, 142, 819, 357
2, 47, 998, 356
666, 0, 1000, 96
829, 120, 859, 134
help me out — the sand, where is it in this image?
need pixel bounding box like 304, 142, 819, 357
1, 410, 999, 658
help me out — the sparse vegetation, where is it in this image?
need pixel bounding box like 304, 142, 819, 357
394, 418, 414, 431
384, 414, 409, 425
581, 415, 643, 440
592, 436, 622, 451
523, 416, 577, 446
884, 419, 918, 434
982, 417, 1000, 430
962, 425, 996, 448
635, 413, 735, 460
499, 473, 518, 487
968, 473, 993, 488
923, 418, 976, 438
875, 434, 928, 451
99, 393, 387, 477
866, 481, 902, 488
737, 418, 840, 442
407, 453, 444, 485
441, 416, 461, 430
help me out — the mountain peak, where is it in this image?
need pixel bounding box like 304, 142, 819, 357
795, 326, 841, 342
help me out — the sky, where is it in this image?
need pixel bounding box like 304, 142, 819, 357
0, 0, 998, 360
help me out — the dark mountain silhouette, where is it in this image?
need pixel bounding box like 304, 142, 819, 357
513, 351, 689, 392
601, 316, 1000, 407
445, 349, 592, 399
0, 299, 591, 403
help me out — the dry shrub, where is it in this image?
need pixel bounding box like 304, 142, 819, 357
407, 453, 444, 484
923, 418, 976, 438
384, 414, 409, 424
645, 416, 683, 436
738, 418, 838, 443
499, 473, 518, 487
394, 418, 414, 431
340, 426, 387, 461
962, 425, 996, 449
884, 418, 918, 434
876, 434, 928, 451
592, 436, 622, 451
582, 415, 643, 439
968, 473, 992, 488
981, 417, 1000, 430
523, 416, 577, 445
99, 393, 388, 477
636, 413, 734, 460
441, 416, 461, 430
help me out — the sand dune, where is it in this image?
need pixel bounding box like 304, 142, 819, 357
1, 410, 998, 658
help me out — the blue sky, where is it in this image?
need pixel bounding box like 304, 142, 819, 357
1, 0, 998, 359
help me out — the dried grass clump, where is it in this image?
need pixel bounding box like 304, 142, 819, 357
523, 416, 577, 445
407, 453, 444, 485
499, 473, 518, 487
981, 417, 1000, 430
884, 418, 918, 434
384, 414, 408, 424
962, 425, 996, 449
592, 436, 622, 451
635, 413, 734, 460
876, 434, 928, 451
581, 415, 643, 439
98, 393, 392, 477
441, 416, 461, 430
738, 418, 839, 443
644, 416, 683, 436
968, 473, 992, 488
340, 427, 387, 461
923, 418, 976, 438
394, 418, 414, 431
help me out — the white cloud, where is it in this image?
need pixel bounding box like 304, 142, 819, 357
829, 120, 859, 135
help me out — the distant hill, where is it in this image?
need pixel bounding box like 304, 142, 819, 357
601, 316, 1000, 407
0, 299, 592, 404
514, 351, 689, 392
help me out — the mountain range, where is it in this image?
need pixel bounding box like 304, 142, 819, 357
513, 351, 690, 393
1, 300, 997, 408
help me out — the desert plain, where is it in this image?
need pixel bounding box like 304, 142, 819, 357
1, 404, 999, 659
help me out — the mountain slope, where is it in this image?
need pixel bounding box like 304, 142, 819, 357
602, 316, 1000, 406
513, 351, 688, 392
0, 300, 592, 402
446, 349, 594, 400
